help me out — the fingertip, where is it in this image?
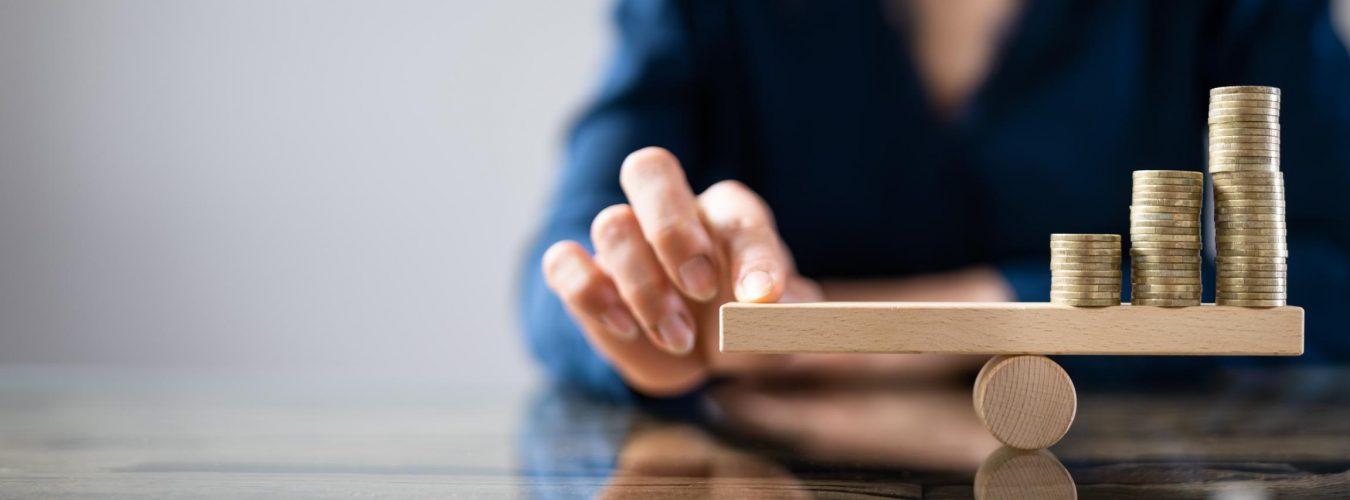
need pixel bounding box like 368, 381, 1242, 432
735, 269, 773, 302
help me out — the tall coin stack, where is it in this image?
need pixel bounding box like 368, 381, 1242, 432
1209, 85, 1286, 307
1050, 234, 1121, 307
1130, 170, 1204, 306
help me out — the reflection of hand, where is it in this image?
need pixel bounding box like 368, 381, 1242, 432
711, 382, 1002, 470
599, 423, 809, 500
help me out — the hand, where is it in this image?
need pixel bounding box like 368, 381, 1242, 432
542, 147, 817, 396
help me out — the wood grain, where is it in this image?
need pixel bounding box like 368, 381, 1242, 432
720, 302, 1304, 355
974, 356, 1077, 450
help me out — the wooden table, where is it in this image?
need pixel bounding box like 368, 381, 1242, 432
2, 365, 1347, 498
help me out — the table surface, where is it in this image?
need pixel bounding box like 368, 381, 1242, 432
2, 365, 1349, 498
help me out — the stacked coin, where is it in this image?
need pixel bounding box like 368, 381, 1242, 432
1050, 234, 1121, 307
1209, 86, 1285, 307
1209, 86, 1280, 174
1130, 170, 1203, 306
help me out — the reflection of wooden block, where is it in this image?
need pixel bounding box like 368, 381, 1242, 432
974, 356, 1076, 450
721, 302, 1303, 356
975, 446, 1077, 500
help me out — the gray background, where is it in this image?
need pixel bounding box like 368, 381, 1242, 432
1, 2, 1347, 390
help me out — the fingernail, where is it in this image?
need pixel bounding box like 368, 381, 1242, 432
657, 312, 696, 355
554, 253, 589, 295
678, 255, 718, 301
737, 270, 774, 302
599, 306, 639, 341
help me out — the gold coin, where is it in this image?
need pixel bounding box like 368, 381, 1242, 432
1209, 154, 1279, 164
1209, 105, 1281, 115
1052, 270, 1124, 278
1051, 265, 1122, 273
1216, 213, 1286, 222
1050, 234, 1121, 242
1131, 219, 1202, 228
1220, 286, 1288, 294
1209, 121, 1280, 131
1216, 207, 1285, 216
1209, 164, 1281, 174
1051, 255, 1122, 262
1052, 276, 1122, 285
1133, 177, 1203, 186
1218, 292, 1288, 299
1132, 255, 1201, 263
1051, 284, 1121, 292
1217, 229, 1287, 238
1130, 241, 1204, 249
1131, 233, 1202, 242
1211, 86, 1281, 95
1215, 240, 1287, 248
1215, 299, 1285, 307
1208, 107, 1280, 118
1132, 185, 1203, 195
1050, 292, 1122, 300
1050, 248, 1122, 256
1215, 199, 1286, 208
1210, 91, 1280, 101
1131, 225, 1199, 234
1049, 243, 1122, 251
1132, 299, 1201, 307
1209, 129, 1280, 140
1133, 265, 1201, 273
1218, 249, 1290, 257
1131, 276, 1202, 285
1133, 170, 1204, 178
1208, 114, 1280, 125
1133, 293, 1203, 301
1132, 270, 1201, 277
1217, 217, 1288, 225
1132, 196, 1203, 204
1053, 299, 1122, 307
1132, 227, 1200, 236
1131, 206, 1202, 216
1215, 184, 1285, 193
1210, 144, 1280, 154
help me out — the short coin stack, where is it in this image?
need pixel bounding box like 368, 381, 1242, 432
1130, 170, 1204, 306
1209, 85, 1286, 307
1050, 234, 1121, 307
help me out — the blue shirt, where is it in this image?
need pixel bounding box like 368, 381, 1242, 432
519, 0, 1350, 399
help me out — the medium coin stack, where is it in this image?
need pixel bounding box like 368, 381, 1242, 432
1050, 234, 1121, 307
1130, 170, 1204, 306
1209, 85, 1286, 307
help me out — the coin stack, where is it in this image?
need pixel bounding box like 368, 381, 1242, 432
1209, 85, 1286, 307
1130, 170, 1204, 306
1050, 234, 1121, 307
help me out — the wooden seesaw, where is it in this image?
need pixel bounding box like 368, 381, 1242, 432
720, 302, 1304, 450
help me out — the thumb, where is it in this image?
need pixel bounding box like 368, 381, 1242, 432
697, 180, 792, 303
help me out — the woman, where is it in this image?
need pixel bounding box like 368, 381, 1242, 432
521, 0, 1350, 399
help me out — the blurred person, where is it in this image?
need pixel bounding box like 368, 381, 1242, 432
521, 0, 1350, 399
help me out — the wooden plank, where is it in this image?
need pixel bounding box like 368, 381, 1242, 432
720, 302, 1303, 355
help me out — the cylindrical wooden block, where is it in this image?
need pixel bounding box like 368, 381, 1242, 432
974, 446, 1077, 499
973, 355, 1077, 450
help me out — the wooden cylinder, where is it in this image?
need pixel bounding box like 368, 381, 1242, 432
973, 355, 1077, 450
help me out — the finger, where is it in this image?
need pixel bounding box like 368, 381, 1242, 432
619, 147, 719, 302
542, 241, 639, 341
591, 204, 698, 356
698, 180, 790, 303
542, 240, 706, 396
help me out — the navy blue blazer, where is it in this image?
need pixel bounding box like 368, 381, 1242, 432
520, 0, 1350, 399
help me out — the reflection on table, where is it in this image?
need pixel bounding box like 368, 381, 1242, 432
523, 368, 1350, 498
